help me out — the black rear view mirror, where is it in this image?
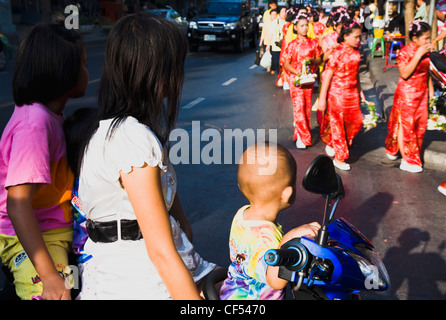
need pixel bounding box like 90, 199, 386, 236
302, 155, 345, 246
302, 155, 341, 197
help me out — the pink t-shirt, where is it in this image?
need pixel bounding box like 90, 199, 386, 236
0, 103, 74, 235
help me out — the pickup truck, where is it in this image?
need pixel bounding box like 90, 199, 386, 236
187, 0, 258, 53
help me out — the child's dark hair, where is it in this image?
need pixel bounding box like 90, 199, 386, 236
285, 7, 297, 22
97, 13, 187, 146
64, 107, 99, 177
331, 11, 348, 27
409, 20, 431, 40
337, 19, 362, 43
311, 9, 319, 22
12, 23, 84, 107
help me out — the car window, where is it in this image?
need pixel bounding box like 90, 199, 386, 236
199, 2, 241, 16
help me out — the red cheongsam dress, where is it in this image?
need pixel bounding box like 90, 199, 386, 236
283, 36, 323, 146
384, 42, 429, 167
320, 42, 363, 161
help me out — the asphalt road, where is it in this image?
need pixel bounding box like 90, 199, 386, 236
0, 42, 445, 300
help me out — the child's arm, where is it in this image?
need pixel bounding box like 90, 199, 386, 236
266, 222, 321, 290
283, 59, 299, 76
399, 44, 430, 80
7, 184, 70, 300
317, 69, 334, 112
120, 164, 201, 300
321, 41, 338, 62
284, 57, 321, 77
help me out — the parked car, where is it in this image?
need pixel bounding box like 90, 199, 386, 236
187, 0, 258, 53
147, 6, 188, 34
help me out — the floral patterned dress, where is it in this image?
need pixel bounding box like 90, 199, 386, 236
283, 36, 322, 146
320, 42, 363, 161
384, 42, 430, 166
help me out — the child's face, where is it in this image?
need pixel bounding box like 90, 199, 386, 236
295, 19, 309, 37
412, 31, 431, 47
279, 8, 287, 19
270, 11, 277, 21
344, 28, 362, 48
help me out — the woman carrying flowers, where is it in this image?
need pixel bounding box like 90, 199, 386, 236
384, 20, 434, 173
283, 13, 322, 149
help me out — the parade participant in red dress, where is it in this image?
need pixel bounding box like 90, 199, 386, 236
384, 21, 434, 173
316, 11, 347, 129
310, 9, 326, 40
283, 13, 323, 149
318, 21, 365, 171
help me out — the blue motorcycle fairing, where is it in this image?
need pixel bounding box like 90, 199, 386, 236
291, 218, 382, 293
327, 218, 374, 255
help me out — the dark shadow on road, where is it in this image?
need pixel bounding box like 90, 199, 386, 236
383, 228, 446, 299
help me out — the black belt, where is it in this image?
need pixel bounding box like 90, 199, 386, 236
86, 219, 143, 243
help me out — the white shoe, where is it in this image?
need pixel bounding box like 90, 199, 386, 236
386, 152, 398, 161
333, 159, 350, 171
438, 182, 446, 196
283, 81, 290, 90
399, 159, 423, 173
295, 135, 306, 149
325, 145, 335, 157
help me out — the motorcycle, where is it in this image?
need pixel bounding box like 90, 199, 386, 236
203, 155, 390, 300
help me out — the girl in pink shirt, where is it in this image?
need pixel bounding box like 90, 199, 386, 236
0, 22, 88, 300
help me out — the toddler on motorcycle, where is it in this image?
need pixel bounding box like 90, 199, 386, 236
219, 142, 320, 300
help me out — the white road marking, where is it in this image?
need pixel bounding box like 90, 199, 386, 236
182, 97, 205, 110
222, 78, 237, 86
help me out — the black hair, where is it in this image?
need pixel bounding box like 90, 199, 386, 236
311, 9, 319, 22
64, 107, 99, 177
286, 7, 297, 22
97, 13, 187, 146
337, 19, 362, 43
12, 23, 84, 107
331, 11, 348, 27
409, 20, 431, 40
270, 8, 278, 14
277, 6, 286, 15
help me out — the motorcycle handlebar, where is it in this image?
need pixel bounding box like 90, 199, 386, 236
264, 240, 309, 271
265, 248, 302, 267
